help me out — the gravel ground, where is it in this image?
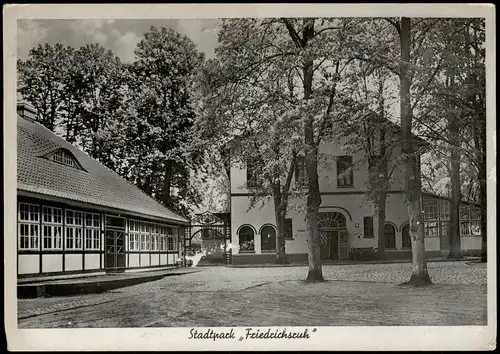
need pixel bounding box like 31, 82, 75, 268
18, 261, 487, 328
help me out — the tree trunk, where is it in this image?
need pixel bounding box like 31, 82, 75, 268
479, 169, 486, 262
273, 184, 289, 264
375, 79, 388, 260
478, 127, 487, 263
162, 161, 174, 207
376, 187, 388, 259
302, 19, 324, 282
399, 17, 432, 286
447, 89, 462, 259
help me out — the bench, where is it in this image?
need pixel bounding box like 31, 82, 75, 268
350, 247, 378, 260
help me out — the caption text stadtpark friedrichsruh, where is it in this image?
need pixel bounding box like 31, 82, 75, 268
188, 327, 317, 341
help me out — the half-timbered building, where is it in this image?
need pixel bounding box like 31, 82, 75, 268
16, 102, 189, 279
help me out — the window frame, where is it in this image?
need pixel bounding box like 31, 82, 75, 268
336, 155, 354, 188
238, 225, 255, 252
42, 206, 63, 250
284, 218, 293, 239
260, 225, 277, 253
383, 223, 396, 250
363, 216, 374, 238
18, 203, 40, 251
50, 149, 82, 169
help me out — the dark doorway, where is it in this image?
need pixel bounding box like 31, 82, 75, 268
320, 231, 340, 260
318, 212, 348, 260
402, 224, 411, 249
105, 216, 126, 273
105, 230, 125, 272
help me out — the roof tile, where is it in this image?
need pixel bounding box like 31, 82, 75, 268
17, 115, 188, 224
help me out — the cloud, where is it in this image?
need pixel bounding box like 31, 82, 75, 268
113, 31, 141, 63
17, 20, 49, 59
17, 19, 219, 64
176, 19, 220, 59
68, 19, 110, 44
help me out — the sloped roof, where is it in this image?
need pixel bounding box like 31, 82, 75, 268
17, 115, 189, 225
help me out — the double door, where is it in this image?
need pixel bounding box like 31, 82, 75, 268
105, 229, 125, 272
320, 230, 349, 260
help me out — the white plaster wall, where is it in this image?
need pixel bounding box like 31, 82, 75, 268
230, 136, 407, 196
151, 254, 160, 266
140, 254, 150, 267
461, 236, 482, 250
84, 254, 100, 270
42, 254, 63, 273
129, 253, 140, 267
18, 254, 39, 274
231, 192, 413, 255
424, 237, 440, 252
65, 254, 83, 271
160, 254, 168, 265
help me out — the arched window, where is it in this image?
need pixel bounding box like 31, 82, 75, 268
238, 226, 255, 252
260, 225, 277, 252
318, 212, 346, 230
384, 224, 396, 249
402, 224, 411, 249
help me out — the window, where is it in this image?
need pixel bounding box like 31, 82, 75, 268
19, 203, 40, 250
402, 224, 411, 249
66, 209, 83, 250
42, 207, 63, 250
384, 224, 396, 249
294, 156, 307, 187
363, 216, 374, 238
167, 227, 178, 251
129, 220, 140, 251
337, 156, 353, 187
139, 222, 150, 251
19, 203, 39, 222
151, 225, 159, 251
440, 221, 449, 238
469, 221, 481, 236
459, 204, 470, 220
50, 149, 81, 169
260, 225, 277, 252
246, 156, 263, 188
425, 221, 439, 237
284, 218, 293, 239
159, 227, 167, 251
85, 213, 100, 250
423, 198, 439, 221
459, 220, 481, 236
439, 200, 450, 220
238, 226, 255, 252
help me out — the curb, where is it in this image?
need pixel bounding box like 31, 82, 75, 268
17, 270, 200, 299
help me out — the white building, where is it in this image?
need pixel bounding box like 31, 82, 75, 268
227, 129, 482, 265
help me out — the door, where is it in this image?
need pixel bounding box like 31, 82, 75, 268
320, 231, 340, 260
105, 230, 125, 272
338, 230, 349, 260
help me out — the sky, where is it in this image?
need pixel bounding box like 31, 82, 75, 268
17, 19, 220, 63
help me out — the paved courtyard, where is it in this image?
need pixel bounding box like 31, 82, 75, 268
18, 261, 487, 328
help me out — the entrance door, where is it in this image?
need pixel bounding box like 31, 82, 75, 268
338, 230, 349, 260
105, 230, 125, 272
320, 231, 339, 260
318, 212, 348, 260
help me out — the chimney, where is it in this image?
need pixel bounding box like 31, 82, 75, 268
17, 101, 37, 121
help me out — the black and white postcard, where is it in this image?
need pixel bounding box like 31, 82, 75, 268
3, 3, 496, 351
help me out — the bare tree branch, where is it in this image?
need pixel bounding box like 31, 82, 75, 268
384, 18, 401, 35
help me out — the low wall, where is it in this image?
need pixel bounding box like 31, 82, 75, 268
231, 253, 308, 265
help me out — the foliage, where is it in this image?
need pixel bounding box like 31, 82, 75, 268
17, 27, 208, 218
